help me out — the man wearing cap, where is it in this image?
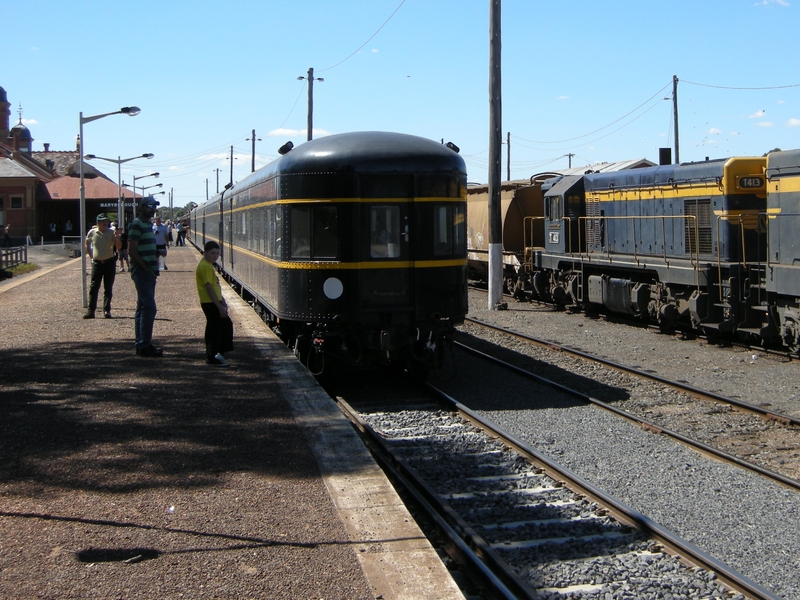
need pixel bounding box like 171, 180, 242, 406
128, 198, 163, 357
84, 213, 122, 319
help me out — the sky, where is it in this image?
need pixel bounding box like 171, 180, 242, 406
5, 0, 799, 208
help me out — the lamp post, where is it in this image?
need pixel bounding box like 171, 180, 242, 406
297, 67, 323, 141
79, 105, 141, 308
84, 153, 154, 231
131, 172, 160, 203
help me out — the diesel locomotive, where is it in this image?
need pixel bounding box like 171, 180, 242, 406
190, 131, 468, 374
467, 149, 800, 354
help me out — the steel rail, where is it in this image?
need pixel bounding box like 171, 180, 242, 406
425, 383, 782, 600
455, 339, 800, 494
336, 397, 534, 600
465, 316, 800, 428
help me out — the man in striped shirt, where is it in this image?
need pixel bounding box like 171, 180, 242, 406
128, 198, 163, 357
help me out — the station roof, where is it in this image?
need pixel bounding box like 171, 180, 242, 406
0, 156, 39, 178
41, 173, 140, 202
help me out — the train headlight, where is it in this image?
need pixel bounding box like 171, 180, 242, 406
323, 277, 343, 300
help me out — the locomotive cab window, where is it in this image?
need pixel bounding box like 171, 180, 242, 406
370, 206, 402, 258
433, 204, 466, 256
290, 205, 339, 260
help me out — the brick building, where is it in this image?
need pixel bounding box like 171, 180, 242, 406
0, 84, 138, 244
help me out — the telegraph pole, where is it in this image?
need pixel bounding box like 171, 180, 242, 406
230, 145, 234, 187
214, 168, 221, 194
673, 75, 680, 164
298, 68, 324, 141
247, 129, 261, 172
488, 0, 503, 309
506, 131, 510, 181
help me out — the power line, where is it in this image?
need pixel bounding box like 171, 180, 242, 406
682, 80, 800, 90
513, 81, 672, 145
318, 0, 406, 72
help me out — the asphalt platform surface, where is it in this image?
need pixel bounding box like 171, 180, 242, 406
0, 244, 463, 599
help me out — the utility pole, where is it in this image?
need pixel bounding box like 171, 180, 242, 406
673, 75, 680, 164
298, 68, 324, 141
214, 168, 221, 193
506, 131, 510, 181
247, 129, 261, 172
230, 146, 234, 187
488, 0, 503, 309
567, 153, 574, 168
206, 179, 209, 201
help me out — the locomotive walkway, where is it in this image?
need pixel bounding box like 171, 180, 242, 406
0, 245, 463, 599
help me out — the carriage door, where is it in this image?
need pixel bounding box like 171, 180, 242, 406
364, 203, 411, 308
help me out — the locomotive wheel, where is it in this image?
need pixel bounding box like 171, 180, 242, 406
783, 318, 800, 355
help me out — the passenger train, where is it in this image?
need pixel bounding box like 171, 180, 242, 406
190, 131, 468, 375
467, 149, 800, 354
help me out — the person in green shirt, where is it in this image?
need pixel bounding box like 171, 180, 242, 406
128, 198, 162, 357
196, 241, 234, 366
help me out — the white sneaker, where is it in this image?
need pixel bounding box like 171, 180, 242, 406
208, 353, 229, 366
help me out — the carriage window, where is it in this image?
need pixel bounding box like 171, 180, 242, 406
370, 206, 401, 258
433, 204, 466, 256
313, 206, 338, 259
290, 205, 338, 260
291, 206, 311, 258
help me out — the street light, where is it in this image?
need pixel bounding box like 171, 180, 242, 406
131, 172, 160, 202
79, 105, 141, 308
84, 152, 154, 231
297, 67, 323, 141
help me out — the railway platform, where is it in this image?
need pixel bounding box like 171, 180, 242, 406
0, 244, 464, 599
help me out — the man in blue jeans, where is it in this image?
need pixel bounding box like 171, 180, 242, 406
128, 198, 163, 357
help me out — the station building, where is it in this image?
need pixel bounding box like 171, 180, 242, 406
0, 84, 138, 245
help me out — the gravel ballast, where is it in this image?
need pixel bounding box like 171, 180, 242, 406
429, 291, 800, 599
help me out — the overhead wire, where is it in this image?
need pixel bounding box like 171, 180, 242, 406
318, 0, 407, 73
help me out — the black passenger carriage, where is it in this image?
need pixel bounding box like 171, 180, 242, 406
190, 131, 468, 373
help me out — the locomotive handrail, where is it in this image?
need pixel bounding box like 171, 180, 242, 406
713, 214, 749, 304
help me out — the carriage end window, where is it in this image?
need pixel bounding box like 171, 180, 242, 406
370, 206, 401, 258
290, 205, 338, 259
433, 204, 465, 256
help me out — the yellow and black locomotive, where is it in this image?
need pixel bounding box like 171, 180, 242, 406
190, 131, 467, 373
468, 149, 800, 354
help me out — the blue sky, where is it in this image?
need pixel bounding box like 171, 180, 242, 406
5, 0, 799, 207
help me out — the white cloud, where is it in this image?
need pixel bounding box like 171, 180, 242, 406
557, 95, 569, 101
268, 128, 304, 137
169, 166, 179, 171
749, 109, 766, 118
787, 118, 800, 127
22, 118, 38, 125
755, 0, 789, 6
371, 48, 379, 53
755, 121, 774, 127
267, 128, 331, 139
708, 127, 721, 135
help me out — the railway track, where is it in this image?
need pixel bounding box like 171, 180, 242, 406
468, 283, 797, 361
459, 316, 800, 489
325, 371, 776, 599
